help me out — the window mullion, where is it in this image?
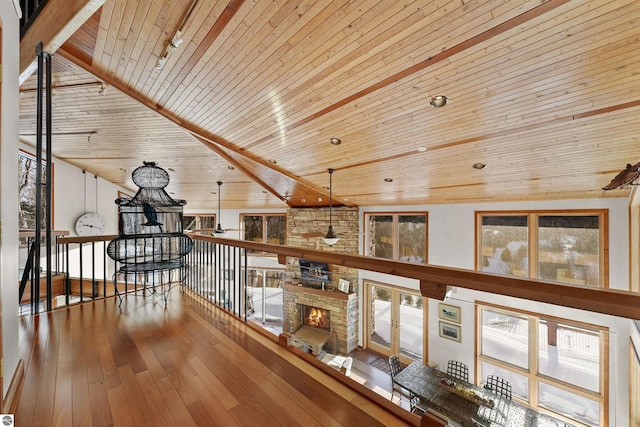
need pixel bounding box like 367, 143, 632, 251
393, 215, 399, 260
262, 215, 268, 243
529, 213, 538, 278
530, 315, 539, 406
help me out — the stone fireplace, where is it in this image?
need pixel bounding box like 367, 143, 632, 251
284, 283, 358, 354
283, 206, 360, 354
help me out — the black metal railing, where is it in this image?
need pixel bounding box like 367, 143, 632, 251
20, 0, 49, 39
186, 237, 250, 318
18, 229, 67, 314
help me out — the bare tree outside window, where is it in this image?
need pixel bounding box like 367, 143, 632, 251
19, 151, 47, 230
242, 214, 285, 244
365, 213, 427, 263
477, 211, 606, 287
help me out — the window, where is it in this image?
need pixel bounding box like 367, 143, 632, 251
478, 304, 607, 426
241, 214, 285, 245
476, 210, 607, 287
183, 214, 216, 231
364, 212, 427, 263
19, 150, 49, 229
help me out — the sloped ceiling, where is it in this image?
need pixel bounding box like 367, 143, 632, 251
19, 0, 640, 209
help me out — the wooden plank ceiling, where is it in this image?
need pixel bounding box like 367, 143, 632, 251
18, 0, 640, 210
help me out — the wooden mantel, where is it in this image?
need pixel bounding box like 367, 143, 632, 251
283, 282, 356, 301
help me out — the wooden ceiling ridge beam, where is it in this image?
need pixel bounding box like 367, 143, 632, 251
156, 0, 247, 109
19, 0, 106, 85
190, 133, 287, 204
191, 133, 345, 209
243, 0, 573, 151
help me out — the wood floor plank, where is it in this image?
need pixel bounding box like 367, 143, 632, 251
88, 380, 113, 427
70, 313, 92, 427
95, 328, 121, 390
134, 370, 179, 427
185, 356, 239, 410
180, 371, 241, 426
15, 291, 412, 427
106, 384, 137, 426
115, 364, 153, 426
160, 388, 198, 427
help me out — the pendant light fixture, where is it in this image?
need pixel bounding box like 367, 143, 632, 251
213, 181, 226, 234
322, 168, 340, 246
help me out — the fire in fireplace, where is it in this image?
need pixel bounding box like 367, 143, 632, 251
302, 305, 330, 330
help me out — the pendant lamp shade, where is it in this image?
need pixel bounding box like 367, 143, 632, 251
213, 181, 226, 234
321, 168, 340, 246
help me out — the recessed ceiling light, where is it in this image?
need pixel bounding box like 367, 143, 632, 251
329, 137, 342, 145
430, 95, 448, 108
417, 146, 427, 152
473, 162, 487, 170
384, 178, 393, 183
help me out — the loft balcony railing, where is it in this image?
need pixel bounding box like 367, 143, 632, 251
19, 0, 49, 39
26, 231, 640, 426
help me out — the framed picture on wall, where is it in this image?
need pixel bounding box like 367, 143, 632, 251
439, 321, 461, 342
338, 279, 350, 293
438, 303, 461, 323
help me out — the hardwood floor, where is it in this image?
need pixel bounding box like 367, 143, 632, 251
15, 288, 414, 426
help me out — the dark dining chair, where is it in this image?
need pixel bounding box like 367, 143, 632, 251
484, 375, 512, 400
388, 355, 425, 413
446, 360, 469, 383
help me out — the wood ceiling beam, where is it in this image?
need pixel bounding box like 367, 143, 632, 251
156, 0, 247, 110
19, 0, 106, 85
191, 133, 344, 208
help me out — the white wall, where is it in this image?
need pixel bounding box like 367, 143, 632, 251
359, 197, 631, 426
1, 0, 21, 398
52, 158, 124, 236
19, 141, 140, 235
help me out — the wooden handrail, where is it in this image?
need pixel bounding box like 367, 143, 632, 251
52, 232, 640, 319
188, 234, 640, 320
19, 229, 70, 238
57, 234, 119, 244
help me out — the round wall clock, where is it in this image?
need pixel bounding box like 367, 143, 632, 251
74, 212, 106, 236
